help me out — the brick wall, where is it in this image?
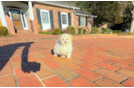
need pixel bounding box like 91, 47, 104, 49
5, 15, 15, 34
33, 3, 91, 33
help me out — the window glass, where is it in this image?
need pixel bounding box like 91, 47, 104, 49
62, 14, 67, 24
41, 12, 49, 23
80, 16, 85, 26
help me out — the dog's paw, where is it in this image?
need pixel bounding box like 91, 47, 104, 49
54, 54, 57, 57
61, 56, 65, 58
67, 56, 71, 59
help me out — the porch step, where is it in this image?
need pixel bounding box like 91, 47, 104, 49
16, 30, 34, 34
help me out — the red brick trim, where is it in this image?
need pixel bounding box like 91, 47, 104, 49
0, 35, 134, 43
5, 15, 15, 34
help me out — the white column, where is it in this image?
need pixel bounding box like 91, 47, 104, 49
130, 10, 134, 32
28, 1, 34, 21
72, 8, 74, 26
0, 1, 8, 28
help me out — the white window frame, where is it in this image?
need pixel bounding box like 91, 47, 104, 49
61, 14, 67, 24
61, 12, 68, 29
40, 10, 49, 24
80, 16, 86, 26
40, 9, 51, 30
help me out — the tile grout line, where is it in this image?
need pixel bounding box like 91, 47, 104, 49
8, 45, 20, 87
0, 74, 14, 78
10, 58, 19, 87
30, 53, 77, 87
93, 67, 129, 86
40, 75, 56, 81
45, 51, 105, 86
23, 54, 46, 87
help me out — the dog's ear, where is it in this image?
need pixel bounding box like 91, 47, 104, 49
69, 35, 72, 40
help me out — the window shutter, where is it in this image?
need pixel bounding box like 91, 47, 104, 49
79, 16, 80, 26
68, 13, 71, 26
36, 8, 42, 29
49, 10, 54, 28
86, 17, 88, 26
58, 11, 62, 29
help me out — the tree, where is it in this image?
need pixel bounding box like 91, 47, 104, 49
76, 1, 124, 25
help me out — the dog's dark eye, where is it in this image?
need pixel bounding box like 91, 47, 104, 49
63, 39, 64, 40
67, 39, 68, 40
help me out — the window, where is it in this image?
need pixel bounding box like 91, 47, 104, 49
41, 12, 49, 23
80, 16, 86, 26
62, 14, 67, 24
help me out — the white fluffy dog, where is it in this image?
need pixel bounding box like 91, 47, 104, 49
54, 33, 73, 58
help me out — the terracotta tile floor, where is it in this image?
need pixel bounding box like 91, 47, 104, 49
0, 38, 134, 87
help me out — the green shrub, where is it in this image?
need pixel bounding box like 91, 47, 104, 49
47, 28, 55, 33
109, 29, 113, 34
0, 26, 8, 36
78, 28, 81, 34
62, 26, 75, 34
83, 29, 86, 34
66, 26, 75, 34
62, 29, 73, 34
91, 27, 99, 34
112, 30, 122, 33
103, 28, 109, 33
54, 28, 61, 35
38, 24, 41, 29
38, 32, 53, 34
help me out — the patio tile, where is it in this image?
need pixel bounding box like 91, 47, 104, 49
15, 66, 34, 78
39, 57, 53, 64
12, 60, 28, 69
18, 75, 43, 87
42, 76, 69, 87
95, 68, 127, 83
67, 58, 83, 64
122, 78, 134, 87
0, 57, 10, 62
36, 65, 55, 79
61, 62, 82, 70
95, 62, 119, 71
11, 53, 21, 58
74, 68, 102, 82
44, 61, 62, 69
31, 51, 45, 58
111, 58, 131, 65
11, 57, 22, 62
0, 75, 16, 87
68, 77, 97, 87
82, 58, 100, 64
53, 67, 79, 80
0, 61, 11, 68
0, 66, 13, 76
52, 57, 68, 63
117, 69, 134, 79
94, 77, 124, 87
78, 62, 100, 71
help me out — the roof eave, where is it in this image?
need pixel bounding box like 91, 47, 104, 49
75, 13, 91, 17
76, 13, 97, 18
34, 1, 80, 10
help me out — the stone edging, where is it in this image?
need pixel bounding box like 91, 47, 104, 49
0, 35, 134, 43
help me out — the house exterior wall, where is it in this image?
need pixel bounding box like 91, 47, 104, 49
33, 4, 72, 29
0, 19, 2, 26
1, 1, 92, 34
33, 3, 91, 33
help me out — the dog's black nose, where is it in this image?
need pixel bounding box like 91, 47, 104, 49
65, 41, 66, 43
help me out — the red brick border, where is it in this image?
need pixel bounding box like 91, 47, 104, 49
0, 35, 134, 43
